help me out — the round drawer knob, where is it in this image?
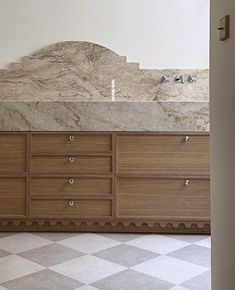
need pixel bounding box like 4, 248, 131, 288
184, 136, 190, 142
68, 200, 75, 207
69, 178, 75, 184
184, 179, 190, 186
69, 135, 75, 141
68, 156, 75, 163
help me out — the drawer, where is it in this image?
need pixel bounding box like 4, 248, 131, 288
117, 134, 209, 175
31, 177, 113, 197
32, 134, 112, 154
117, 178, 210, 219
0, 177, 26, 216
0, 134, 26, 173
30, 199, 112, 217
31, 156, 112, 174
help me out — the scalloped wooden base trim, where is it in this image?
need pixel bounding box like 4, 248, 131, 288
0, 219, 210, 234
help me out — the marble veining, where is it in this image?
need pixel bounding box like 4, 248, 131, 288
0, 101, 209, 131
0, 41, 209, 102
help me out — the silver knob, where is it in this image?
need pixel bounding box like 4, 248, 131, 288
184, 136, 189, 142
68, 156, 75, 163
69, 135, 75, 141
69, 178, 75, 184
184, 180, 190, 186
68, 200, 75, 207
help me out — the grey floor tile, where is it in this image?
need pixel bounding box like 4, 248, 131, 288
19, 243, 84, 267
75, 286, 99, 290
100, 233, 144, 242
0, 248, 10, 258
34, 232, 79, 242
165, 235, 210, 243
94, 244, 158, 267
92, 269, 173, 290
182, 270, 211, 290
168, 245, 211, 268
0, 255, 44, 284
0, 233, 17, 239
3, 269, 84, 290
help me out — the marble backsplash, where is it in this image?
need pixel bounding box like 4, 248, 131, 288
0, 101, 209, 131
0, 41, 209, 102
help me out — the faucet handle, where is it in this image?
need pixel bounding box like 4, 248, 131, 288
187, 75, 197, 83
161, 75, 170, 83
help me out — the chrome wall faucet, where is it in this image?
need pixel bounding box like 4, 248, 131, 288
161, 75, 197, 84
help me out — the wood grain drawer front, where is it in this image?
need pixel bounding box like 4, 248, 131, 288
0, 135, 26, 173
0, 178, 26, 216
32, 134, 112, 154
31, 156, 112, 174
30, 199, 112, 217
117, 178, 210, 219
31, 177, 112, 197
117, 135, 209, 175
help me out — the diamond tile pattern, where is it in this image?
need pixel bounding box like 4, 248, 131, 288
0, 233, 211, 290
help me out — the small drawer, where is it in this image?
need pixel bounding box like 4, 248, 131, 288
31, 156, 112, 174
32, 134, 112, 154
0, 134, 26, 173
30, 199, 112, 218
0, 177, 26, 216
117, 134, 210, 175
31, 177, 113, 197
117, 177, 210, 219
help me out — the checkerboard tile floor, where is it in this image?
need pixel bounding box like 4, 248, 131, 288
0, 232, 211, 290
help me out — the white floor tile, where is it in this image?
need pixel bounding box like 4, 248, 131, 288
131, 255, 208, 285
0, 255, 44, 284
50, 255, 126, 284
195, 237, 211, 248
58, 233, 121, 254
126, 234, 189, 254
0, 233, 52, 254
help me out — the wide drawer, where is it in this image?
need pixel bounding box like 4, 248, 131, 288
0, 134, 26, 173
30, 199, 112, 217
0, 177, 26, 216
117, 177, 210, 219
32, 134, 112, 154
117, 134, 209, 175
31, 177, 113, 197
31, 156, 112, 174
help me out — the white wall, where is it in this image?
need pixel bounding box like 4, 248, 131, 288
0, 0, 209, 69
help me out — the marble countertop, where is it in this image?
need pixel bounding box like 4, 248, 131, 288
0, 42, 209, 132
0, 101, 209, 132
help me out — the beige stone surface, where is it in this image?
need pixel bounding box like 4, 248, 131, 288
0, 101, 209, 131
0, 41, 209, 102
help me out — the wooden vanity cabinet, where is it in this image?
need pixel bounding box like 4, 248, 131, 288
117, 177, 210, 219
0, 132, 210, 233
0, 134, 27, 217
116, 134, 209, 175
0, 177, 26, 217
0, 134, 27, 174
